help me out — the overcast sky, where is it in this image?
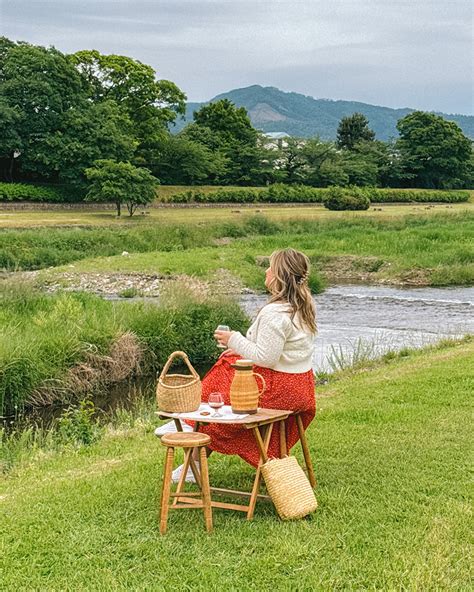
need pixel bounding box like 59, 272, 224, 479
1, 0, 473, 114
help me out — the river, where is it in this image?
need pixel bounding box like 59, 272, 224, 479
241, 285, 473, 372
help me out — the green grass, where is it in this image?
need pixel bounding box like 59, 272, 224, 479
0, 284, 249, 416
1, 340, 472, 590
1, 201, 472, 229
42, 212, 474, 287
2, 209, 473, 285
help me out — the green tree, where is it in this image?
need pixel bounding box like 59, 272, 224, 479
193, 99, 257, 145
0, 98, 22, 181
274, 137, 308, 184
301, 138, 348, 186
189, 99, 262, 184
39, 101, 136, 185
336, 113, 375, 150
85, 160, 157, 216
70, 50, 186, 161
396, 111, 472, 188
148, 135, 225, 184
0, 39, 86, 180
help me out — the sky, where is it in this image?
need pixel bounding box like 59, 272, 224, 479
1, 0, 473, 114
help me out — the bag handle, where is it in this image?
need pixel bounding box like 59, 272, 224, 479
253, 372, 266, 396
160, 351, 199, 380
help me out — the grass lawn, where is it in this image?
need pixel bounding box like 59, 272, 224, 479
1, 340, 472, 590
0, 202, 473, 228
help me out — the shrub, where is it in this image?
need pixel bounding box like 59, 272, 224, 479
165, 185, 468, 205
266, 184, 326, 203
323, 186, 370, 211
371, 189, 469, 203
57, 399, 102, 446
0, 182, 82, 203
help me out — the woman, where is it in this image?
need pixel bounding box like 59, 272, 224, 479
171, 247, 317, 481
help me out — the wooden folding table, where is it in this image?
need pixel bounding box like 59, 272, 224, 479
157, 408, 316, 520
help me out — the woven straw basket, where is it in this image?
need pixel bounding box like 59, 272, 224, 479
156, 351, 201, 413
262, 456, 317, 520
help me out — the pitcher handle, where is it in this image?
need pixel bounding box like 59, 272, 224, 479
253, 372, 266, 396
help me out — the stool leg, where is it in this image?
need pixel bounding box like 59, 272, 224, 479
159, 446, 175, 535
199, 446, 213, 533
173, 448, 193, 506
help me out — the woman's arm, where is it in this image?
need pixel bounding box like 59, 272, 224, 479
226, 313, 289, 368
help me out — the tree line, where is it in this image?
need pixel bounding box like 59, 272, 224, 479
1, 37, 472, 206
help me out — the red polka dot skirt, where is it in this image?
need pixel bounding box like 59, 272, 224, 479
187, 353, 316, 468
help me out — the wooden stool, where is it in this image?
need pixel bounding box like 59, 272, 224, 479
159, 432, 212, 534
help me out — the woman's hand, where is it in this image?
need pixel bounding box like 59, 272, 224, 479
221, 348, 237, 357
214, 329, 233, 348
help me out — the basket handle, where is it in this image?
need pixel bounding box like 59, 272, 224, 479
160, 351, 199, 379
253, 372, 266, 396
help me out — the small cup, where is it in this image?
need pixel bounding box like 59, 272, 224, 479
216, 324, 230, 349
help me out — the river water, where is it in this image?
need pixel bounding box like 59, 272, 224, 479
240, 285, 474, 372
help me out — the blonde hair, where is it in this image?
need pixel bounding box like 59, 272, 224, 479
267, 248, 317, 334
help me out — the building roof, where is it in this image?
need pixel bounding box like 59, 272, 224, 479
264, 132, 291, 139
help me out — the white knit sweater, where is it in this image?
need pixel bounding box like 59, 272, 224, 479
228, 302, 315, 373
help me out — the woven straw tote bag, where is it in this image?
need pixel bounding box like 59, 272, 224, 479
156, 351, 201, 413
262, 456, 317, 520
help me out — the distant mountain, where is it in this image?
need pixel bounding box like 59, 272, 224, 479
172, 85, 474, 140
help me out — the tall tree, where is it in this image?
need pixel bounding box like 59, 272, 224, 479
336, 113, 375, 150
189, 99, 263, 185
39, 101, 136, 185
396, 111, 472, 188
70, 50, 186, 160
301, 138, 349, 186
193, 99, 257, 145
148, 135, 225, 184
275, 138, 308, 184
0, 39, 187, 186
0, 39, 86, 180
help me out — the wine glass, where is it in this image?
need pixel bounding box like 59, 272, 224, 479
216, 324, 230, 349
208, 392, 225, 417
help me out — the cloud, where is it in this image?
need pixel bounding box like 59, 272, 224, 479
1, 0, 472, 113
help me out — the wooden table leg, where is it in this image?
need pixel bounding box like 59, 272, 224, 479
295, 414, 316, 488
159, 446, 174, 535
279, 420, 287, 458
247, 423, 274, 520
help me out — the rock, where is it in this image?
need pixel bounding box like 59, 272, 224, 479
212, 237, 233, 246
122, 251, 129, 257
255, 255, 270, 268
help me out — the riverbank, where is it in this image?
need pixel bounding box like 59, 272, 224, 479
0, 284, 249, 417
3, 212, 473, 287
1, 339, 472, 590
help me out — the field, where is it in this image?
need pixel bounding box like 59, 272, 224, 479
1, 339, 472, 590
0, 201, 472, 228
